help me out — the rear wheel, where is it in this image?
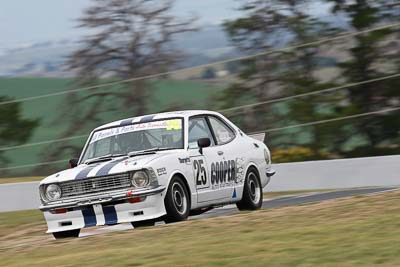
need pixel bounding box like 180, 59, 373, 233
164, 176, 190, 223
52, 229, 80, 239
236, 167, 263, 211
131, 219, 156, 229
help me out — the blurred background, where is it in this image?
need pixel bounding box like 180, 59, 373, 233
0, 0, 399, 178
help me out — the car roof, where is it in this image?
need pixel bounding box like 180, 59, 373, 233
94, 110, 221, 130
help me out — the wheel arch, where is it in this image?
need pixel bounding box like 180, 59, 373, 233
245, 162, 261, 180
236, 162, 263, 211
239, 162, 261, 198
166, 170, 192, 208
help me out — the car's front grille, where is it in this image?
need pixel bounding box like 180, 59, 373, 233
60, 173, 131, 198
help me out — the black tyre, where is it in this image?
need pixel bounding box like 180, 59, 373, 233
131, 219, 156, 229
164, 176, 190, 223
236, 167, 263, 211
52, 229, 80, 239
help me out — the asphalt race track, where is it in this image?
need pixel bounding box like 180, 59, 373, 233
80, 186, 398, 237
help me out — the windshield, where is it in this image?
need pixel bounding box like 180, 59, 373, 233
80, 118, 184, 163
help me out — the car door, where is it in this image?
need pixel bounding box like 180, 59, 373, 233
207, 115, 240, 200
187, 116, 230, 204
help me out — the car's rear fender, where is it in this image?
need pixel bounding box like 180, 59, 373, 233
244, 161, 269, 188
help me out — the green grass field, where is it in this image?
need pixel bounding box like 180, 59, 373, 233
1, 190, 399, 266
0, 78, 223, 176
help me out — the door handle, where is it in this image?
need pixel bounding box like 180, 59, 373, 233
217, 151, 224, 156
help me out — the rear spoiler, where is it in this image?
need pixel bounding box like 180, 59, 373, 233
248, 132, 265, 142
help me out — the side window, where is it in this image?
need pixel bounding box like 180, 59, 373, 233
188, 117, 214, 148
208, 116, 235, 144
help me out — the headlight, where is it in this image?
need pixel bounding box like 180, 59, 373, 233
131, 170, 150, 188
45, 184, 62, 201
264, 148, 271, 165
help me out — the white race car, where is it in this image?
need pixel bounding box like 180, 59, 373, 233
39, 110, 275, 239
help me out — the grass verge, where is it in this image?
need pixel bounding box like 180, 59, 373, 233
1, 191, 400, 266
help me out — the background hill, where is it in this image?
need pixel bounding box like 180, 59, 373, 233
0, 26, 237, 78
0, 77, 224, 175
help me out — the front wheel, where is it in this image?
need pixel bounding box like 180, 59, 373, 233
52, 229, 80, 239
163, 176, 190, 223
236, 167, 263, 211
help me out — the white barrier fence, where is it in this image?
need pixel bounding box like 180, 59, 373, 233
1, 155, 399, 212
1, 182, 41, 212
269, 155, 400, 191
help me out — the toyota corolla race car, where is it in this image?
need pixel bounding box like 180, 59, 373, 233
39, 110, 275, 239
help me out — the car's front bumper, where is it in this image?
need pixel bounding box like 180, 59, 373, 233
40, 186, 165, 211
41, 186, 166, 233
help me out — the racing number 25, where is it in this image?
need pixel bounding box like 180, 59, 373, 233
193, 159, 207, 187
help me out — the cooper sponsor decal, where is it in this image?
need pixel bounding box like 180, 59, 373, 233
210, 160, 236, 189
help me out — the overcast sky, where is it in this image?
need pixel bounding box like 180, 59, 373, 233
0, 0, 332, 53
0, 0, 241, 51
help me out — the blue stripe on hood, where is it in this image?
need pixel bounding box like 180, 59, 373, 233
95, 157, 128, 176
75, 165, 98, 180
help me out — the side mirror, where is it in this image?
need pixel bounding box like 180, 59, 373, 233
69, 158, 78, 168
197, 138, 211, 154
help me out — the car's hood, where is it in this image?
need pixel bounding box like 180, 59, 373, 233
40, 153, 168, 184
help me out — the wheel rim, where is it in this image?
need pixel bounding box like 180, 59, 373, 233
172, 182, 187, 215
248, 172, 261, 204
